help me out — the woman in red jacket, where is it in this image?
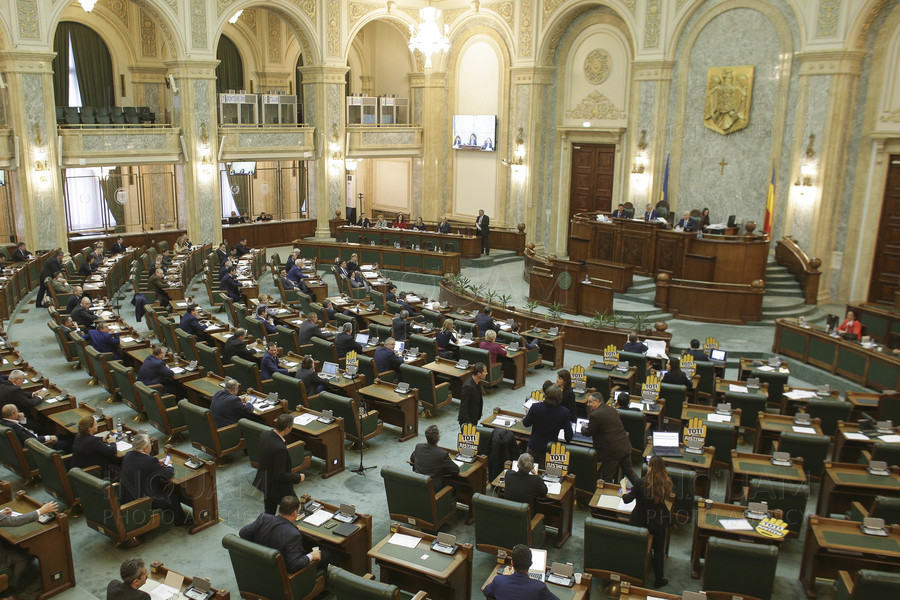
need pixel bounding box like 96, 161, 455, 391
837, 309, 862, 341
393, 213, 408, 229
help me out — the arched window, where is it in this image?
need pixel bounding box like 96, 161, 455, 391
52, 22, 114, 108
216, 35, 244, 94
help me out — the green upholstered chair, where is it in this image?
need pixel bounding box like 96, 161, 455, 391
869, 441, 900, 468
806, 399, 851, 437
498, 331, 541, 370
69, 467, 161, 548
368, 323, 392, 343
835, 569, 900, 600
276, 279, 303, 307
695, 361, 716, 404
619, 351, 648, 383
705, 421, 738, 470
48, 321, 78, 363
747, 478, 809, 535
640, 462, 695, 524
472, 493, 544, 554
174, 329, 200, 363
85, 345, 117, 393
725, 390, 768, 437
381, 466, 456, 534
561, 444, 599, 505
618, 408, 649, 460
775, 432, 830, 479
368, 289, 386, 312
320, 391, 382, 447
203, 273, 225, 311
310, 337, 338, 366
752, 369, 788, 411
0, 425, 38, 484
110, 361, 144, 417
135, 381, 186, 440
476, 425, 494, 457
158, 318, 179, 355
233, 303, 251, 330
703, 538, 779, 600
385, 301, 403, 316
455, 320, 477, 337
239, 418, 309, 471
583, 517, 650, 585
265, 372, 312, 412
586, 370, 613, 401
197, 342, 232, 378
400, 364, 451, 414
409, 334, 438, 364
232, 356, 266, 390
222, 533, 324, 600
358, 355, 395, 384
460, 346, 502, 388
274, 325, 302, 355
325, 566, 425, 600
847, 495, 900, 526
25, 439, 79, 509
421, 309, 443, 329
659, 383, 688, 424
69, 332, 94, 378
310, 302, 331, 325
177, 400, 246, 462
244, 317, 268, 343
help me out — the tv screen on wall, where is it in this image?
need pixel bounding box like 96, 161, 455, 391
452, 115, 496, 151
229, 162, 256, 176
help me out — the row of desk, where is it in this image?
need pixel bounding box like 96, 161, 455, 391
337, 225, 482, 259
296, 239, 461, 275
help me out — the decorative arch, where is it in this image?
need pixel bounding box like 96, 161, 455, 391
211, 0, 319, 66
345, 9, 417, 58
0, 14, 11, 50
51, 8, 138, 80
538, 1, 637, 66
848, 0, 900, 49
218, 20, 262, 86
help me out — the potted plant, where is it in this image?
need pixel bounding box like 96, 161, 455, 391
607, 311, 622, 329
525, 299, 540, 315
547, 302, 564, 322
631, 312, 649, 334
589, 311, 608, 329
498, 293, 513, 309
485, 289, 498, 306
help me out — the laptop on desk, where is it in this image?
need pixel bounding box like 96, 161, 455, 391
542, 463, 563, 484
710, 348, 726, 364
333, 503, 358, 524
652, 431, 683, 457
456, 446, 476, 463
355, 333, 369, 346
546, 563, 575, 587
430, 532, 458, 555
320, 362, 339, 380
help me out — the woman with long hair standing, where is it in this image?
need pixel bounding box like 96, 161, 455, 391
556, 369, 577, 422
621, 455, 673, 588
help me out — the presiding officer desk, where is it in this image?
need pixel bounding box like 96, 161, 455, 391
337, 225, 481, 259
295, 239, 461, 275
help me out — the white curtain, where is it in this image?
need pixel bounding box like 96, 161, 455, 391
220, 165, 239, 217
67, 34, 83, 107
65, 168, 116, 230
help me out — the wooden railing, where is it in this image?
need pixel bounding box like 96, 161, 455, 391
775, 237, 821, 305
654, 274, 765, 325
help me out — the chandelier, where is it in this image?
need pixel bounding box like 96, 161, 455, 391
79, 0, 97, 11
408, 5, 450, 69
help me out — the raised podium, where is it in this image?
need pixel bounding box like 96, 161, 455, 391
528, 257, 614, 317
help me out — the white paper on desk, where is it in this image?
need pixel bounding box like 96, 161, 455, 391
629, 402, 644, 410
756, 365, 775, 372
304, 509, 334, 527
120, 336, 134, 343
645, 340, 668, 359
596, 495, 621, 509
617, 498, 636, 513
282, 361, 298, 368
785, 390, 817, 400
729, 384, 748, 393
293, 414, 317, 426
523, 399, 538, 411
491, 416, 516, 427
171, 367, 185, 374
793, 426, 818, 434
719, 518, 754, 531
116, 441, 133, 452
100, 311, 115, 318
546, 482, 562, 495
388, 532, 421, 548
451, 459, 464, 468
707, 413, 732, 423
843, 432, 870, 441
879, 435, 900, 443
140, 582, 180, 600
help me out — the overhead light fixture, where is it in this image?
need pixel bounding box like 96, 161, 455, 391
408, 3, 450, 70
79, 0, 97, 12
229, 10, 243, 24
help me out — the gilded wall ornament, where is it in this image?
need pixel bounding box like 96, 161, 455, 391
100, 0, 128, 24
703, 66, 754, 135
327, 0, 340, 57
817, 0, 841, 37
17, 0, 40, 39
566, 91, 625, 120
584, 49, 611, 84
880, 109, 900, 123
349, 1, 378, 26
487, 2, 514, 28
191, 0, 207, 48
141, 10, 157, 57
520, 0, 533, 57
645, 0, 661, 48
268, 13, 282, 62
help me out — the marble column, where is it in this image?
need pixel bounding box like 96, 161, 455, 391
129, 66, 167, 125
165, 60, 220, 245
359, 75, 374, 96
299, 66, 348, 238
631, 61, 675, 208
409, 71, 448, 220
0, 51, 67, 251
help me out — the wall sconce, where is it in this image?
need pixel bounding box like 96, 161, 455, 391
631, 130, 648, 174
328, 123, 344, 174
197, 122, 215, 178
794, 133, 816, 189
345, 158, 359, 171
502, 127, 525, 169
32, 123, 51, 186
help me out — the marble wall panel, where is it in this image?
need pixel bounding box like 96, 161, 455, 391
789, 75, 829, 251
236, 131, 310, 147
302, 81, 318, 218
81, 132, 171, 152
23, 73, 59, 250
192, 79, 217, 242
326, 83, 343, 217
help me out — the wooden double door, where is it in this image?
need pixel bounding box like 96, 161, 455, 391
869, 155, 900, 305
568, 143, 615, 249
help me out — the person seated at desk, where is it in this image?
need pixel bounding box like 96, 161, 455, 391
0, 370, 48, 416
255, 305, 277, 336
675, 211, 697, 232
320, 299, 338, 322
503, 452, 548, 509
662, 356, 692, 390
385, 285, 398, 304
484, 544, 560, 600
412, 217, 427, 231
86, 321, 121, 360
72, 415, 118, 479
223, 328, 258, 365
298, 313, 327, 346
173, 234, 191, 254
66, 286, 85, 314
346, 253, 361, 275
261, 342, 292, 381
179, 304, 208, 337
686, 338, 709, 361
11, 242, 32, 262
221, 266, 243, 302
241, 212, 251, 223
283, 249, 301, 275
239, 495, 327, 573
278, 268, 315, 301
71, 296, 100, 330
218, 259, 232, 282
2, 404, 69, 452
215, 243, 229, 264
137, 345, 179, 395
436, 320, 458, 359
700, 207, 711, 230
211, 378, 253, 427
410, 425, 459, 491
235, 237, 251, 257
60, 315, 83, 337
397, 292, 420, 317
49, 271, 73, 297
643, 203, 659, 221
120, 434, 192, 527
287, 259, 308, 284
295, 356, 326, 396
107, 558, 151, 600
227, 211, 241, 225
522, 385, 572, 462
476, 306, 500, 337
110, 236, 128, 255
374, 338, 404, 380
356, 213, 371, 228
374, 214, 388, 228
392, 310, 411, 342
78, 255, 96, 278
620, 455, 673, 589
610, 203, 628, 219
150, 255, 167, 277
335, 323, 362, 359
837, 309, 862, 341
255, 211, 271, 222
556, 369, 577, 422
148, 267, 171, 309
437, 216, 451, 234
0, 497, 60, 600
622, 333, 648, 354
392, 213, 408, 229
92, 243, 107, 265
479, 329, 507, 364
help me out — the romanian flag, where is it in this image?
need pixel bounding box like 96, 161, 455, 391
660, 154, 670, 205
763, 166, 775, 234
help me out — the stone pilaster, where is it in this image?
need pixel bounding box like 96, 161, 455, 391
409, 71, 448, 221
0, 51, 67, 251
129, 66, 168, 125
299, 65, 348, 238
631, 61, 675, 208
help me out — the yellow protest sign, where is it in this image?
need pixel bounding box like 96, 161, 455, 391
755, 517, 788, 539
603, 344, 619, 365
642, 373, 660, 397
345, 350, 358, 370
457, 423, 480, 454
683, 417, 706, 447
571, 365, 586, 388
704, 337, 719, 351
530, 390, 545, 402
545, 441, 570, 476
680, 354, 696, 378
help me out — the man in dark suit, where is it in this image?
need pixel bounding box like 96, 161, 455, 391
294, 356, 326, 396
622, 333, 648, 354
179, 304, 207, 336
66, 286, 85, 313
686, 338, 710, 362
397, 292, 421, 318
374, 338, 404, 379
356, 214, 371, 228
1, 404, 69, 451
137, 345, 175, 386
278, 268, 313, 298
287, 259, 308, 284
11, 242, 32, 262
234, 237, 251, 257
409, 425, 459, 491
297, 313, 326, 346
483, 544, 559, 600
392, 311, 411, 342
504, 453, 547, 509
261, 342, 291, 380
0, 495, 59, 600
106, 558, 150, 600
120, 434, 191, 526
148, 267, 171, 308
675, 211, 697, 232
253, 414, 306, 514
437, 216, 451, 234
86, 322, 121, 359
255, 305, 277, 335
476, 209, 490, 255
0, 371, 48, 415
221, 266, 243, 302
334, 323, 362, 359
581, 392, 639, 487
320, 299, 337, 322
109, 236, 127, 255
239, 496, 325, 572
611, 203, 628, 219
284, 250, 301, 275
36, 249, 63, 308
385, 285, 398, 304
71, 296, 99, 329
210, 378, 253, 428
475, 306, 499, 337
458, 362, 487, 428
643, 203, 659, 221
215, 243, 228, 265
223, 328, 259, 365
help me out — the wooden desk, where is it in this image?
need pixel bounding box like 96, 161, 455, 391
738, 358, 790, 381
498, 348, 526, 390
714, 379, 769, 404
754, 413, 823, 454
147, 561, 229, 600
423, 358, 473, 398
444, 449, 486, 525
491, 470, 575, 548
0, 492, 75, 599
800, 516, 900, 598
816, 461, 900, 515
297, 240, 461, 275
524, 328, 566, 369
289, 407, 345, 478
681, 403, 741, 427
368, 524, 473, 600
358, 380, 418, 442
33, 389, 77, 419
726, 451, 807, 504
181, 374, 282, 426
846, 302, 900, 347
338, 226, 481, 259
293, 496, 372, 573
643, 443, 714, 498
159, 446, 219, 534
691, 500, 784, 578
589, 481, 638, 523
480, 409, 593, 451
481, 560, 592, 600
222, 219, 316, 249
844, 391, 884, 421
832, 421, 900, 463
47, 404, 111, 436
